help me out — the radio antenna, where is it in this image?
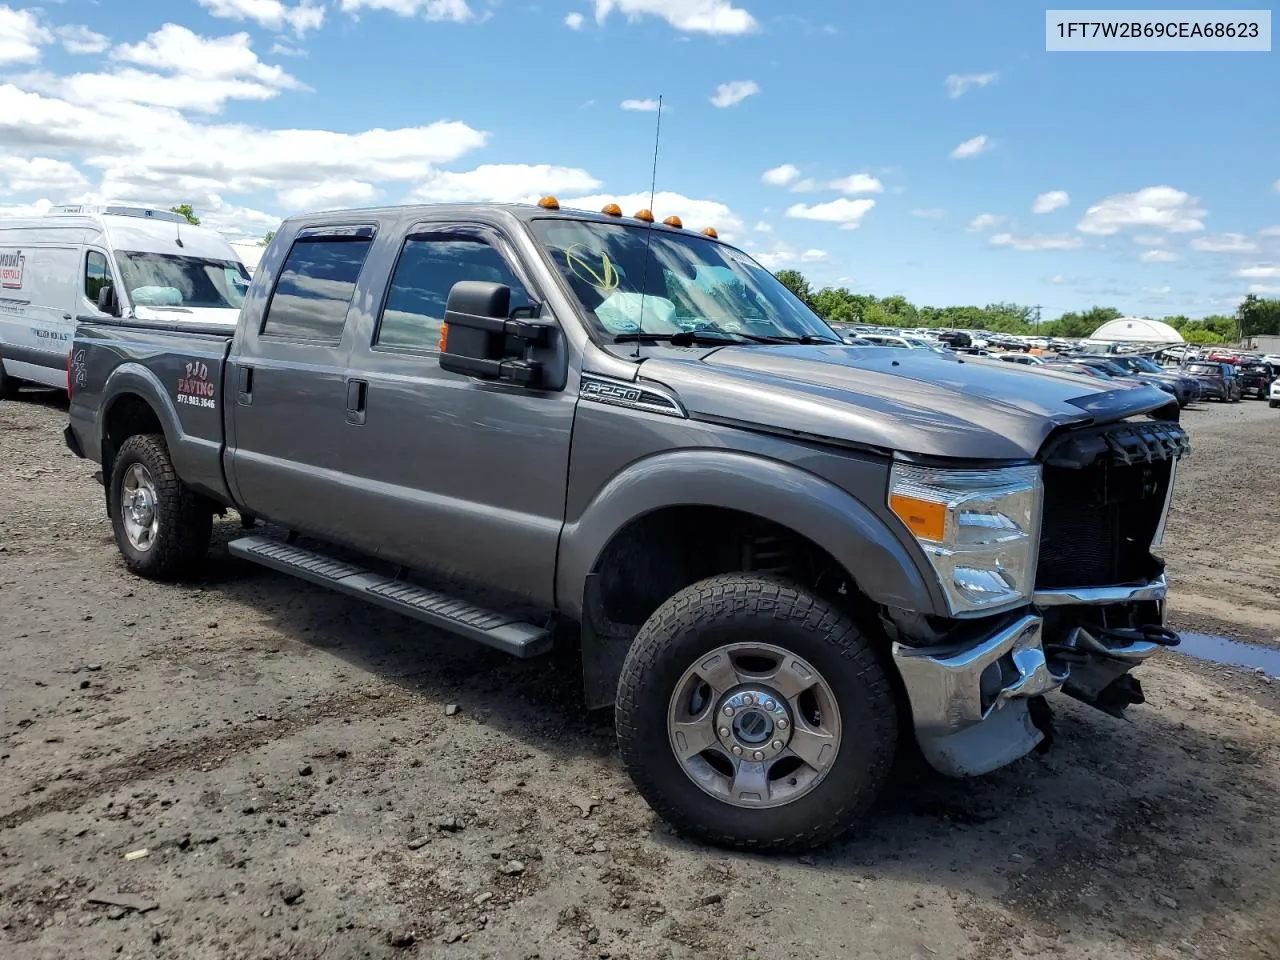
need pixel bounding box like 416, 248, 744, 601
633, 94, 663, 358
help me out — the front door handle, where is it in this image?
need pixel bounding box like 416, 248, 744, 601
346, 378, 368, 425
237, 365, 254, 406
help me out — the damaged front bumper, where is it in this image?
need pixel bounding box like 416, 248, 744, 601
891, 575, 1174, 777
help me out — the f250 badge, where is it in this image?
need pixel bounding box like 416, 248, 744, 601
177, 360, 216, 410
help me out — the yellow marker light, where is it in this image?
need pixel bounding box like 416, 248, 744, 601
601, 203, 623, 217
663, 215, 683, 229
538, 196, 560, 210
633, 208, 655, 223
438, 323, 449, 353
701, 227, 718, 238
889, 493, 947, 543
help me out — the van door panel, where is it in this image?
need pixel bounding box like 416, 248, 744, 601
0, 243, 80, 387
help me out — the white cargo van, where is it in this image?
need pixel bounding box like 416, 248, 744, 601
0, 205, 250, 397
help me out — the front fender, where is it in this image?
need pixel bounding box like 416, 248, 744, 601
556, 449, 944, 620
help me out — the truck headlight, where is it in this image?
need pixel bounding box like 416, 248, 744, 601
888, 462, 1043, 615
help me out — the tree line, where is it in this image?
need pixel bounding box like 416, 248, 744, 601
773, 269, 1280, 344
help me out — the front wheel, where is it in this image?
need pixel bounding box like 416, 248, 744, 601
108, 433, 213, 580
615, 574, 898, 853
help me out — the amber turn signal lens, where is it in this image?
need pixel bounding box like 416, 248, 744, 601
601, 203, 622, 216
701, 227, 718, 238
633, 208, 655, 223
662, 216, 683, 229
538, 196, 560, 209
889, 493, 946, 543
438, 323, 449, 353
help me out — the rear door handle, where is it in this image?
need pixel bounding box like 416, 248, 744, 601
237, 365, 253, 406
346, 378, 368, 425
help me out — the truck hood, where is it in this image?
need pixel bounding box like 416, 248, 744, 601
132, 305, 240, 327
641, 345, 1176, 460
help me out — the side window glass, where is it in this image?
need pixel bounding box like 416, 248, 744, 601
375, 236, 531, 351
261, 236, 373, 342
85, 251, 112, 304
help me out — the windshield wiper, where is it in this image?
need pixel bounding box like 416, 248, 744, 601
742, 333, 843, 345
613, 330, 753, 346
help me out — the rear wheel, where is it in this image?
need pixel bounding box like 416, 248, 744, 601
108, 434, 213, 580
616, 574, 898, 853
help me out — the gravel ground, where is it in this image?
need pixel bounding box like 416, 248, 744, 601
2, 390, 1278, 960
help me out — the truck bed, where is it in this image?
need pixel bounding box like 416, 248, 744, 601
66, 315, 236, 506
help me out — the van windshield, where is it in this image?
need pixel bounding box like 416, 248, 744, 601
116, 252, 251, 310
529, 218, 840, 343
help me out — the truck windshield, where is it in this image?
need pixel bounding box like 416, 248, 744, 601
116, 251, 251, 310
529, 218, 841, 343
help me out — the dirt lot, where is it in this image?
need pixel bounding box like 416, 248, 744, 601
2, 391, 1279, 960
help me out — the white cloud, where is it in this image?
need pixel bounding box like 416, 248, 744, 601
0, 197, 53, 218
829, 173, 883, 195
55, 25, 110, 55
1189, 233, 1258, 253
1139, 249, 1179, 263
1236, 264, 1280, 279
197, 0, 325, 34
1047, 274, 1068, 284
945, 72, 997, 98
761, 163, 799, 187
412, 163, 601, 203
988, 232, 1083, 251
950, 135, 990, 159
967, 213, 1003, 231
1032, 190, 1069, 214
0, 5, 51, 64
789, 177, 820, 193
22, 68, 298, 115
337, 0, 474, 21
1259, 225, 1280, 237
1274, 178, 1280, 193
559, 190, 744, 237
565, 12, 585, 29
753, 220, 772, 232
785, 197, 876, 230
1076, 186, 1206, 235
910, 207, 946, 219
621, 98, 659, 112
113, 24, 303, 90
270, 41, 306, 56
1134, 233, 1167, 246
1248, 283, 1280, 294
279, 179, 379, 211
710, 79, 759, 108
592, 0, 757, 35
1145, 285, 1172, 294
753, 246, 828, 270
0, 155, 88, 195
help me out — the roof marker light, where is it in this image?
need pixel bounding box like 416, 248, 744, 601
701, 227, 719, 238
663, 216, 683, 229
633, 208, 655, 223
538, 196, 560, 210
601, 203, 622, 217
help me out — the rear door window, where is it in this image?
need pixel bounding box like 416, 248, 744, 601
261, 234, 373, 343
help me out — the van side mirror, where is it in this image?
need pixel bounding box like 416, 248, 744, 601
438, 280, 553, 387
96, 283, 120, 317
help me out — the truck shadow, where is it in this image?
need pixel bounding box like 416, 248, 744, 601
195, 519, 1277, 955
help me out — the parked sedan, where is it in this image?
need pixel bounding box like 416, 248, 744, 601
1067, 356, 1187, 405
1182, 361, 1243, 402
1105, 354, 1201, 405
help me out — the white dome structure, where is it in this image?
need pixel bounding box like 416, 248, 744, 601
1089, 316, 1185, 344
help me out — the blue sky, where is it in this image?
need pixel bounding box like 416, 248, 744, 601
0, 0, 1277, 319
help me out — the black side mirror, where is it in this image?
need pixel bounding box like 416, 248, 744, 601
438, 280, 552, 386
96, 283, 120, 317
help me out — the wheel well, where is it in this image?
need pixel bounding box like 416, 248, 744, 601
101, 394, 164, 484
590, 506, 870, 627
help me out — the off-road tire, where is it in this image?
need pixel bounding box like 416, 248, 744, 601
108, 433, 213, 580
616, 574, 898, 854
1270, 399, 1279, 409
0, 358, 21, 400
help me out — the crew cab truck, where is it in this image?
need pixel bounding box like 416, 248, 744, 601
65, 199, 1189, 852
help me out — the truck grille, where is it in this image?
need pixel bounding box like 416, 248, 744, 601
1036, 420, 1188, 589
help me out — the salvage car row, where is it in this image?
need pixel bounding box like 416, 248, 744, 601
6, 198, 1195, 853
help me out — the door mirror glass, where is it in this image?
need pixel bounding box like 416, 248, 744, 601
96, 282, 120, 317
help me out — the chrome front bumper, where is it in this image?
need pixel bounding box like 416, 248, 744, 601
892, 575, 1169, 777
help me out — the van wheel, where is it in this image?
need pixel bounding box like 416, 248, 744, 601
615, 574, 897, 853
0, 359, 20, 400
108, 434, 213, 580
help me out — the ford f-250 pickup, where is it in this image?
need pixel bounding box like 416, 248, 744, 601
64, 198, 1189, 852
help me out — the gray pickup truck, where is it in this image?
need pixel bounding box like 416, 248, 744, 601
64, 198, 1189, 852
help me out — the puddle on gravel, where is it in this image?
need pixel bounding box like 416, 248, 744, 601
1173, 632, 1280, 678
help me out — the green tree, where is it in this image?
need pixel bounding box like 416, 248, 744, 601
1239, 294, 1280, 337
262, 230, 275, 246
170, 204, 200, 225
774, 269, 813, 305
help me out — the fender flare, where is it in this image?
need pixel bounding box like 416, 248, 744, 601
555, 449, 945, 621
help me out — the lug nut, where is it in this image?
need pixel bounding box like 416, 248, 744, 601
753, 750, 764, 761
719, 727, 730, 738
777, 718, 788, 729
723, 705, 734, 717
764, 699, 775, 711
772, 739, 783, 751
742, 694, 754, 706
731, 745, 743, 756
